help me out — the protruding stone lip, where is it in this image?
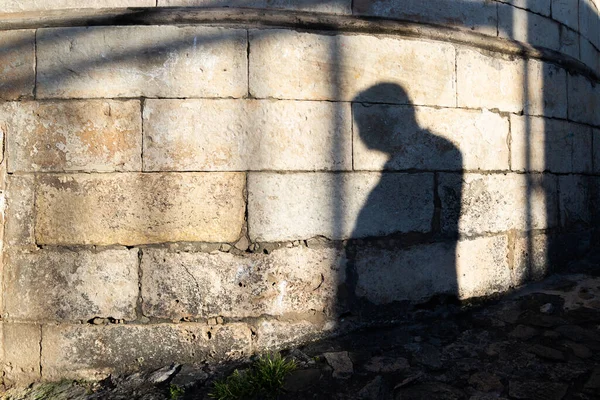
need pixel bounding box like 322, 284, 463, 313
0, 7, 597, 82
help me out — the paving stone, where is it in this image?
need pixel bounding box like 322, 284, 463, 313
0, 30, 35, 100
141, 246, 344, 319
37, 26, 247, 99
564, 342, 592, 358
353, 105, 508, 172
283, 369, 322, 392
508, 325, 540, 340
4, 248, 138, 322
248, 172, 433, 241
143, 99, 351, 171
508, 380, 568, 400
353, 0, 497, 35
414, 343, 442, 369
527, 344, 565, 360
439, 173, 558, 236
41, 323, 252, 380
363, 356, 409, 373
249, 30, 456, 107
3, 100, 142, 173
468, 372, 504, 393
323, 351, 353, 379
394, 382, 465, 400
35, 172, 245, 245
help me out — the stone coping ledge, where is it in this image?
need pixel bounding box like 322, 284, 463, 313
0, 7, 598, 82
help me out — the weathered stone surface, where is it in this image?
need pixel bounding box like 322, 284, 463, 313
254, 319, 335, 352
353, 105, 508, 171
141, 246, 345, 319
249, 30, 456, 107
35, 173, 245, 245
143, 99, 351, 171
3, 100, 142, 173
508, 380, 568, 400
3, 323, 41, 384
0, 30, 34, 100
499, 4, 560, 50
552, 0, 579, 31
248, 172, 434, 241
580, 37, 599, 72
559, 25, 580, 59
457, 49, 567, 117
3, 0, 154, 12
497, 0, 551, 16
512, 233, 549, 284
5, 174, 35, 248
510, 116, 592, 173
158, 0, 351, 13
594, 129, 600, 173
41, 323, 252, 380
324, 351, 353, 379
4, 248, 138, 322
353, 0, 497, 35
559, 175, 591, 228
355, 235, 511, 303
580, 0, 600, 48
37, 26, 247, 99
568, 73, 600, 126
439, 173, 558, 236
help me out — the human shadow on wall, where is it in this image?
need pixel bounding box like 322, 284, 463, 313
339, 83, 463, 317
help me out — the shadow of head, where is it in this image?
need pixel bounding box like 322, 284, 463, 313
353, 82, 418, 155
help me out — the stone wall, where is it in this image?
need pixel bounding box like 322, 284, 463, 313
0, 0, 599, 385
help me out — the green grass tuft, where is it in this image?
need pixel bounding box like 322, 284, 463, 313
169, 383, 185, 400
209, 353, 297, 400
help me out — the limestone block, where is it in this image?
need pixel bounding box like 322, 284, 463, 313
580, 0, 600, 48
35, 173, 245, 245
255, 319, 336, 352
552, 0, 580, 31
143, 99, 351, 171
568, 73, 600, 126
499, 4, 560, 51
4, 248, 138, 322
559, 175, 591, 228
512, 233, 550, 284
510, 116, 592, 173
142, 246, 345, 319
158, 0, 352, 13
0, 30, 35, 100
497, 0, 552, 16
439, 173, 558, 236
353, 105, 508, 171
3, 100, 141, 173
355, 235, 511, 302
352, 0, 498, 35
580, 36, 600, 72
249, 30, 456, 107
559, 26, 580, 59
3, 323, 40, 384
37, 26, 247, 99
457, 49, 567, 117
248, 172, 434, 241
3, 0, 154, 12
4, 175, 35, 248
41, 323, 252, 380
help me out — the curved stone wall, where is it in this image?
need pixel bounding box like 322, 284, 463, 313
0, 1, 598, 385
